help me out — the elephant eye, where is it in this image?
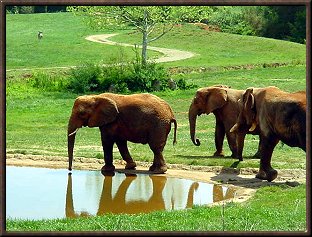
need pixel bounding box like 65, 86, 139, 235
78, 111, 87, 118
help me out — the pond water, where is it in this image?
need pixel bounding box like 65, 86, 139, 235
6, 166, 236, 220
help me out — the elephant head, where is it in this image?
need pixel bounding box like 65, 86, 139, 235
188, 86, 228, 146
67, 94, 119, 171
230, 88, 257, 134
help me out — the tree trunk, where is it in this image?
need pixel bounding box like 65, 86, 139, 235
141, 10, 148, 66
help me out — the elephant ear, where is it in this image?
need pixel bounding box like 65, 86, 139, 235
206, 88, 228, 113
243, 88, 255, 111
89, 96, 119, 126
243, 88, 256, 128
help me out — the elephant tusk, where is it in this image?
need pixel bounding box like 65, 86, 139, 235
68, 128, 79, 137
249, 122, 257, 132
230, 124, 238, 133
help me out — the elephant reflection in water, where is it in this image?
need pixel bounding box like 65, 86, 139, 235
65, 173, 234, 218
212, 185, 236, 202
66, 173, 199, 217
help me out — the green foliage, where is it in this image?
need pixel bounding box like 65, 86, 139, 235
28, 71, 69, 92
126, 59, 169, 92
67, 60, 187, 93
206, 6, 255, 35
67, 63, 102, 93
201, 6, 306, 43
241, 6, 306, 43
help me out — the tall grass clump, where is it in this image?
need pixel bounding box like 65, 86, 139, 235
27, 71, 69, 92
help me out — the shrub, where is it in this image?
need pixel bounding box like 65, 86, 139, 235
26, 55, 194, 93
205, 6, 255, 35
126, 60, 171, 92
27, 71, 68, 92
67, 63, 102, 93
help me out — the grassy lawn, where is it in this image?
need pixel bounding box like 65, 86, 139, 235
6, 65, 306, 170
5, 12, 160, 69
5, 12, 307, 232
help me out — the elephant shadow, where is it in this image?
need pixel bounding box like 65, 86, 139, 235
175, 155, 260, 160
210, 166, 300, 190
176, 154, 234, 160
65, 173, 200, 217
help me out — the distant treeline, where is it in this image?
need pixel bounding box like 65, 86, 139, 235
5, 5, 306, 44
6, 6, 67, 14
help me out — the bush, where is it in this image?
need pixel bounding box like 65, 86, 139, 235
126, 60, 171, 92
205, 6, 255, 35
26, 57, 194, 94
27, 71, 68, 92
66, 55, 193, 93
67, 63, 102, 93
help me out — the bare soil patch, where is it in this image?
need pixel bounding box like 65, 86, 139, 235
6, 154, 306, 206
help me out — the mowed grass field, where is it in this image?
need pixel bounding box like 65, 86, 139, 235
5, 12, 308, 232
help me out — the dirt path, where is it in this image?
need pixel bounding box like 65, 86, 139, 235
85, 33, 196, 63
6, 154, 306, 206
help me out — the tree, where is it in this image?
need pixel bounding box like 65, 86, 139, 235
242, 6, 306, 44
67, 6, 212, 65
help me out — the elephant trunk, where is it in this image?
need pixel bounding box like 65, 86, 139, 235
188, 103, 201, 146
67, 118, 79, 171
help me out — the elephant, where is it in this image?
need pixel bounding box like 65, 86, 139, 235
188, 85, 260, 160
230, 86, 306, 182
67, 92, 177, 174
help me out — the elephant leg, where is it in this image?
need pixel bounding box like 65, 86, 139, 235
100, 130, 115, 172
116, 140, 136, 170
256, 134, 279, 182
148, 144, 167, 174
225, 132, 238, 158
253, 136, 262, 159
236, 132, 246, 161
148, 176, 167, 210
214, 119, 225, 157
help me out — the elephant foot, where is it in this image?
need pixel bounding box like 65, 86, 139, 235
125, 161, 136, 170
149, 164, 167, 174
234, 155, 243, 161
213, 151, 225, 157
229, 152, 243, 161
255, 168, 278, 182
101, 164, 115, 172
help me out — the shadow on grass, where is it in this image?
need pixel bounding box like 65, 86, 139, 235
175, 154, 261, 160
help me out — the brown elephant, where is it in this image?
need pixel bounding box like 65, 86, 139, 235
188, 85, 260, 160
230, 86, 306, 182
67, 93, 177, 173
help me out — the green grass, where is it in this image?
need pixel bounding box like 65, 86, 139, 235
111, 23, 306, 68
6, 13, 305, 70
6, 64, 306, 170
6, 184, 306, 231
5, 12, 160, 69
5, 12, 307, 232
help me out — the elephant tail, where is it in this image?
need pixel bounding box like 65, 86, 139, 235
171, 118, 177, 145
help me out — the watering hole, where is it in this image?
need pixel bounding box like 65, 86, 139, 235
6, 166, 236, 220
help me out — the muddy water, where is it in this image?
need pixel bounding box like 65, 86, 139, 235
6, 166, 236, 220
